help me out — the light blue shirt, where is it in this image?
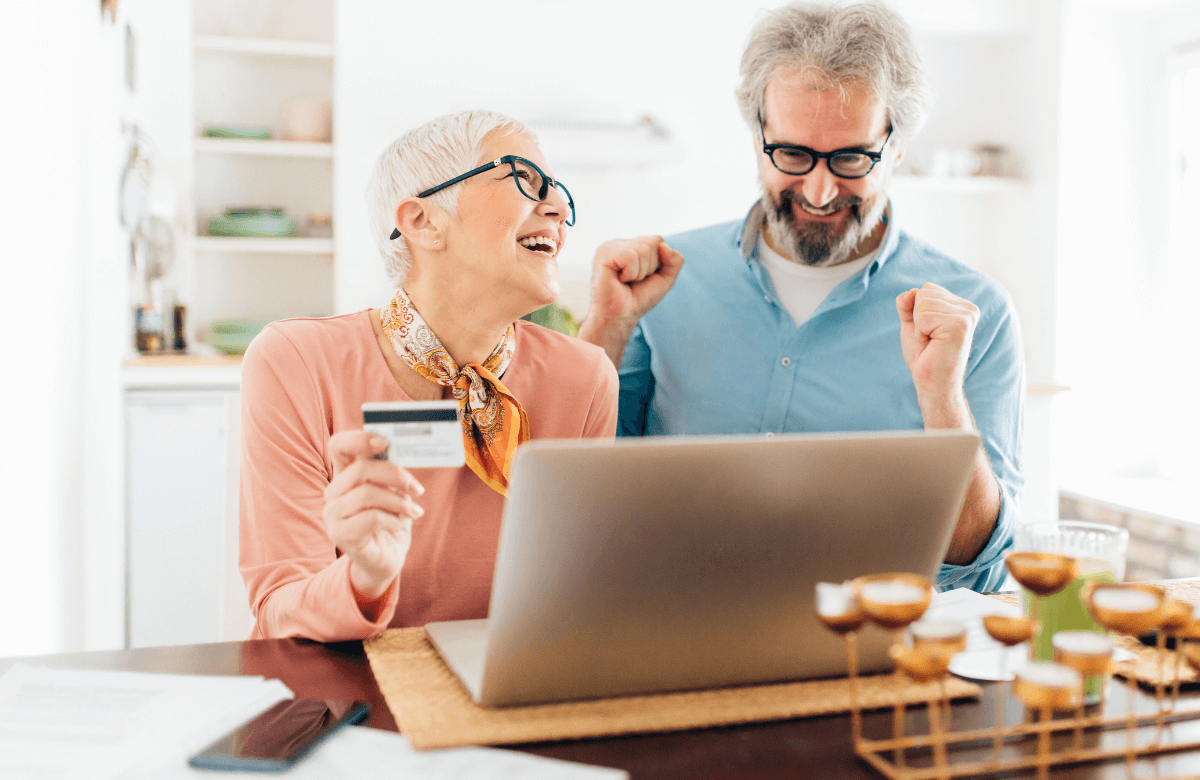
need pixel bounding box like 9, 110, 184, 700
618, 202, 1025, 592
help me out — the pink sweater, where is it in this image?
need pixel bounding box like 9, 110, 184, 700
239, 311, 618, 641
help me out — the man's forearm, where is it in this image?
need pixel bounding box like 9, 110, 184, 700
578, 316, 638, 369
943, 453, 1001, 564
917, 388, 1001, 565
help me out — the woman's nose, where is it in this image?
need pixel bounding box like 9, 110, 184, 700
538, 187, 570, 222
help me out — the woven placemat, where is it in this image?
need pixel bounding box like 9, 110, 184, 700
364, 627, 980, 750
991, 581, 1200, 688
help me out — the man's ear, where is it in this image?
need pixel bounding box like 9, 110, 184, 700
394, 198, 445, 251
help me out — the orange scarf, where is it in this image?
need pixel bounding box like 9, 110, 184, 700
380, 288, 529, 495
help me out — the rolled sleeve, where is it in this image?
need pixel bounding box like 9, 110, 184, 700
617, 323, 654, 437
936, 481, 1018, 591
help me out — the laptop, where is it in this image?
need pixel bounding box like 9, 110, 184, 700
425, 429, 980, 707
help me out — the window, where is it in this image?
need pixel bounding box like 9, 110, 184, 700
1160, 49, 1200, 481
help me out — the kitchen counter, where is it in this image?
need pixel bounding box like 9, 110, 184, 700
123, 354, 242, 389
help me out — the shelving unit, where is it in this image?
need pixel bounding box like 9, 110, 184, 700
193, 34, 332, 60
891, 174, 1027, 194
194, 236, 333, 254
188, 1, 335, 342
194, 137, 333, 158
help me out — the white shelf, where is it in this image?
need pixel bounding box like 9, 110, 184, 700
194, 236, 334, 254
195, 137, 333, 158
892, 175, 1027, 193
1028, 383, 1070, 397
193, 35, 333, 60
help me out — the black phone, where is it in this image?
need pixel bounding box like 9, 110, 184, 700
187, 698, 369, 771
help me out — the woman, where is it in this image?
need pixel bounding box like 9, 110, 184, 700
238, 111, 618, 641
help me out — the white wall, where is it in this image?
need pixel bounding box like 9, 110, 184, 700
1056, 0, 1200, 485
77, 10, 132, 655
0, 0, 194, 657
0, 2, 106, 656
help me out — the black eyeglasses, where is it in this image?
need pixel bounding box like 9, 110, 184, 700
388, 155, 575, 239
759, 113, 892, 179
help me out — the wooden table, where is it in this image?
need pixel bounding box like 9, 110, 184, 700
6, 635, 1200, 779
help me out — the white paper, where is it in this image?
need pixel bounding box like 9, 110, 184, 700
926, 588, 1021, 654
0, 664, 625, 780
0, 664, 291, 780
125, 724, 628, 780
926, 589, 1133, 682
316, 727, 627, 780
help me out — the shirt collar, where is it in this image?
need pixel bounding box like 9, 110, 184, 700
736, 199, 898, 274
737, 200, 767, 261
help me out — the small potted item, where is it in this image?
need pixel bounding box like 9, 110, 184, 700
282, 97, 332, 143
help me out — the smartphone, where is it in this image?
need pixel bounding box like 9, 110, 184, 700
187, 698, 369, 771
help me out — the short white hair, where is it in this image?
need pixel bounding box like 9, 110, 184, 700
735, 1, 932, 143
365, 110, 535, 286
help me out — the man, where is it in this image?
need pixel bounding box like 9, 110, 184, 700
578, 1, 1024, 592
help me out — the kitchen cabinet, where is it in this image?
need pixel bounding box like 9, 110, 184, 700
126, 389, 237, 648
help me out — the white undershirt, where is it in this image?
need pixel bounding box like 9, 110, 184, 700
757, 235, 878, 327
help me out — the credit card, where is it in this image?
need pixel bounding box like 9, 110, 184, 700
362, 401, 466, 468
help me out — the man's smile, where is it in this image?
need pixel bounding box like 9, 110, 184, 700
796, 200, 847, 218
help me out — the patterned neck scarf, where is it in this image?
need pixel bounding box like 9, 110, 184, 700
380, 288, 529, 495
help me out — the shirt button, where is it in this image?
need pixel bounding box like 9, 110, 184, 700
764, 431, 774, 438
764, 295, 771, 303
781, 357, 791, 367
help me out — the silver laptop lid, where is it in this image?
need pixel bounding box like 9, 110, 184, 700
477, 430, 980, 706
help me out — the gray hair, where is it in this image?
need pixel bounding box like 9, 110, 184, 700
365, 110, 535, 286
735, 1, 931, 142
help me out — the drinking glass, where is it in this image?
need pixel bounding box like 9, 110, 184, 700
1014, 520, 1129, 702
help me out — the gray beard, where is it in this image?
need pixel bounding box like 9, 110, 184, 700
763, 188, 887, 267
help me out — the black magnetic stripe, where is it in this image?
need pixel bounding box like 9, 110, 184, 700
363, 408, 459, 423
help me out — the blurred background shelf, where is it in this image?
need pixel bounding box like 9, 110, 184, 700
1028, 383, 1071, 396
193, 236, 334, 254
193, 34, 333, 60
891, 174, 1028, 193
195, 137, 333, 158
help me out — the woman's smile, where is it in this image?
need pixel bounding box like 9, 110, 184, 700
517, 233, 559, 257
